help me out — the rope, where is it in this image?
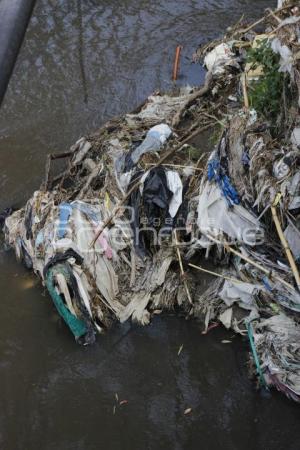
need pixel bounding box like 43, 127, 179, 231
246, 321, 268, 389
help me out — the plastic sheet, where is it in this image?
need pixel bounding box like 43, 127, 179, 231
204, 43, 236, 75
197, 182, 262, 245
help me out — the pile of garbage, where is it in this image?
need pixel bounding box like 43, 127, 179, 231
3, 1, 300, 401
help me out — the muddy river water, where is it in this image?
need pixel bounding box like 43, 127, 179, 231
1, 1, 300, 449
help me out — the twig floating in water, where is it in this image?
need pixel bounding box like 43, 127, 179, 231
172, 45, 182, 81
188, 263, 243, 284
174, 230, 193, 305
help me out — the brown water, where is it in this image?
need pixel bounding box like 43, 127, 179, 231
1, 1, 300, 449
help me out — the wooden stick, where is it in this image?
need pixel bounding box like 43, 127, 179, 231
181, 122, 216, 143
43, 154, 51, 191
188, 263, 243, 284
144, 163, 203, 171
174, 230, 193, 304
234, 15, 265, 35
89, 176, 141, 247
271, 205, 300, 288
233, 3, 297, 36
201, 112, 225, 127
50, 151, 74, 159
43, 151, 73, 191
172, 45, 182, 81
266, 7, 282, 23
172, 71, 213, 128
129, 249, 136, 288
206, 234, 294, 291
242, 73, 249, 109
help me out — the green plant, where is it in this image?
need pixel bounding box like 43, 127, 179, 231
246, 39, 285, 122
208, 123, 223, 146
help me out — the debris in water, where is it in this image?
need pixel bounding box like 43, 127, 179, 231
172, 45, 182, 81
201, 323, 219, 335
3, 2, 300, 402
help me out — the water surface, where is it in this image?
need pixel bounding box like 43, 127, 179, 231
2, 1, 300, 449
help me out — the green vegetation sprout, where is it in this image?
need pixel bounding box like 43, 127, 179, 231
246, 39, 285, 122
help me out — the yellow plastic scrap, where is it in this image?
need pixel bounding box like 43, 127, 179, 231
273, 192, 282, 207
105, 191, 111, 210
245, 34, 270, 81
